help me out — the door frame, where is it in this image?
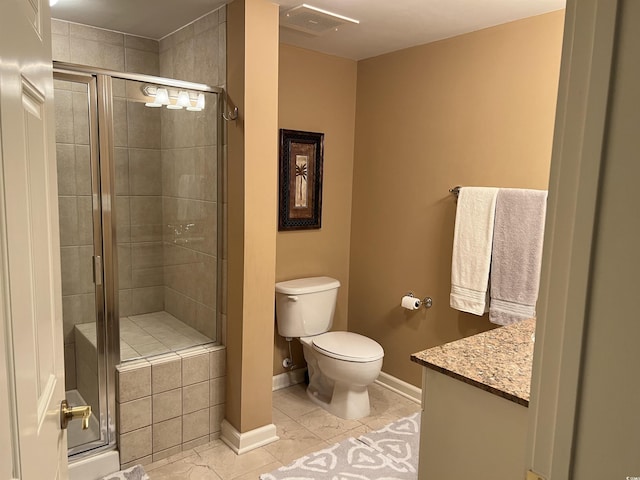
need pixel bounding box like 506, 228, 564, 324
525, 0, 620, 477
53, 69, 118, 458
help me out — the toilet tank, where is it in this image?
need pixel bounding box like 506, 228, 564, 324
275, 277, 341, 338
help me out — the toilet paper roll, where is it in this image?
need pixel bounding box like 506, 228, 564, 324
401, 295, 421, 310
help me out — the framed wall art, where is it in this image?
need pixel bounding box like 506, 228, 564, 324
278, 129, 324, 231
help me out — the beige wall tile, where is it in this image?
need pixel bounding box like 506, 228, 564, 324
120, 455, 152, 471
152, 388, 182, 423
151, 445, 181, 463
125, 48, 160, 75
159, 49, 174, 78
51, 19, 69, 35
64, 343, 77, 390
113, 98, 128, 147
124, 35, 159, 53
60, 246, 94, 296
115, 196, 131, 243
195, 303, 216, 340
69, 38, 125, 72
120, 425, 152, 464
209, 376, 225, 406
129, 148, 162, 195
58, 197, 78, 246
114, 147, 130, 196
130, 196, 162, 226
119, 288, 133, 317
194, 10, 218, 35
209, 348, 225, 379
117, 364, 151, 402
209, 404, 224, 434
76, 196, 93, 246
183, 408, 209, 443
181, 435, 210, 452
69, 22, 123, 45
181, 352, 209, 386
62, 293, 96, 343
153, 416, 182, 452
74, 145, 92, 195
127, 101, 161, 149
72, 91, 90, 145
193, 28, 219, 85
52, 33, 70, 63
131, 286, 164, 314
151, 357, 181, 394
55, 143, 76, 195
54, 90, 74, 143
119, 396, 152, 434
118, 243, 132, 289
113, 78, 127, 98
170, 24, 194, 48
182, 381, 209, 414
131, 224, 163, 243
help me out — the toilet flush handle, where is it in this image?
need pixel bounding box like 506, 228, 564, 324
287, 295, 298, 302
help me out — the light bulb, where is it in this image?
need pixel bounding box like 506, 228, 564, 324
187, 93, 205, 112
50, 0, 59, 6
155, 88, 170, 105
176, 91, 191, 108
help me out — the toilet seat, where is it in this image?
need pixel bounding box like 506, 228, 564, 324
307, 331, 384, 363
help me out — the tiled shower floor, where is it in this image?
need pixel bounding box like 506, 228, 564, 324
120, 311, 214, 360
75, 311, 214, 362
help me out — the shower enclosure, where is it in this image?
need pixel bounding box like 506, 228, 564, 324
53, 62, 222, 461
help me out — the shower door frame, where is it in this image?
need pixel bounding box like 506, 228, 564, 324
53, 61, 224, 460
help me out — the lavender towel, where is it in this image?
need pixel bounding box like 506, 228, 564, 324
489, 188, 547, 325
450, 187, 499, 315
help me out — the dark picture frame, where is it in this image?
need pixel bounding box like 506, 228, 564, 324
278, 129, 324, 231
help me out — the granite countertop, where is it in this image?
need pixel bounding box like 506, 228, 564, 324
411, 318, 535, 407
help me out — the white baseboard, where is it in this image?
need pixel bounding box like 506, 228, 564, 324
220, 420, 279, 455
375, 371, 422, 404
272, 368, 307, 391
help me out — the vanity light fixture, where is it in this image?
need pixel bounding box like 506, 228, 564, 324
142, 85, 205, 111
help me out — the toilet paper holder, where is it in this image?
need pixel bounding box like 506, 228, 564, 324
406, 292, 433, 309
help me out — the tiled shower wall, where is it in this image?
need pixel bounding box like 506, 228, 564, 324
52, 21, 166, 390
52, 6, 227, 343
158, 10, 226, 340
54, 79, 95, 391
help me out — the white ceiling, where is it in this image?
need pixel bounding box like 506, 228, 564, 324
51, 0, 565, 61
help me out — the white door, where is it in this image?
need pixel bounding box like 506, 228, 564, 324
0, 0, 67, 479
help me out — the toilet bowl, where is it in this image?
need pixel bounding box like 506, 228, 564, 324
275, 277, 384, 420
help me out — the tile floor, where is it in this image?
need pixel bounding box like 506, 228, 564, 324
120, 311, 214, 360
145, 382, 421, 479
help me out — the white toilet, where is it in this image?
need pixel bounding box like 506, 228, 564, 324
275, 276, 384, 420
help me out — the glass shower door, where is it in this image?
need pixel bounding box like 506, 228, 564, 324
53, 71, 109, 455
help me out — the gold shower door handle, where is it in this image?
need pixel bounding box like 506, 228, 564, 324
60, 400, 92, 430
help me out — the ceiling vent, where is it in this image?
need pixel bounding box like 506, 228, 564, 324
280, 4, 359, 36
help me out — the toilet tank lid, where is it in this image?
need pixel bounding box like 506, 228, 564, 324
275, 276, 340, 294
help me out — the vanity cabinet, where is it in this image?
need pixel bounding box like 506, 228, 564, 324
411, 319, 534, 480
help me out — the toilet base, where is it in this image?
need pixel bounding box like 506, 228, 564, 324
306, 381, 371, 420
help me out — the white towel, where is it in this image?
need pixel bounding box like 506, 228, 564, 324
450, 187, 499, 315
489, 188, 547, 325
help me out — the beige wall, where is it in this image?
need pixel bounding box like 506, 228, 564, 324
274, 45, 357, 375
349, 11, 565, 387
226, 0, 279, 433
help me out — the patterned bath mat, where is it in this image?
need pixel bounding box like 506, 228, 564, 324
260, 412, 421, 480
101, 464, 149, 480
